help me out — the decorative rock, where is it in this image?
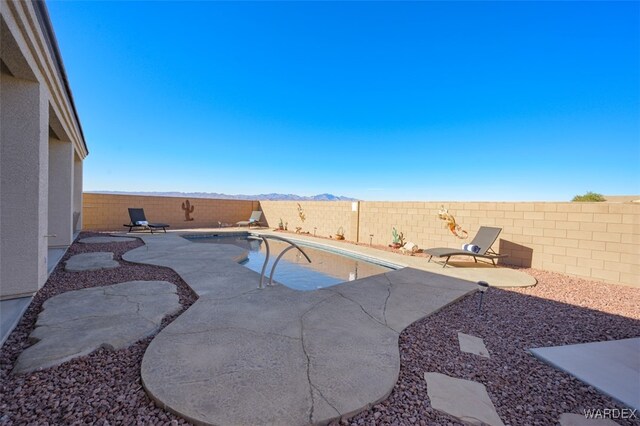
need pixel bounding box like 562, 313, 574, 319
425, 372, 505, 426
79, 236, 136, 244
64, 252, 119, 272
458, 332, 490, 358
13, 281, 181, 374
400, 242, 419, 255
559, 413, 621, 426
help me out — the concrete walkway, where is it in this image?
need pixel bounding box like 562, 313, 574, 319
118, 230, 537, 425
531, 338, 640, 411
0, 297, 32, 347
2, 242, 76, 348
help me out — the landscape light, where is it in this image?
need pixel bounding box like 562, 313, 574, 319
477, 281, 489, 312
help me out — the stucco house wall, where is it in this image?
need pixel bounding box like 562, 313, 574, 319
0, 0, 88, 299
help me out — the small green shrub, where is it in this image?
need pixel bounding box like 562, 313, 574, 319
572, 192, 606, 202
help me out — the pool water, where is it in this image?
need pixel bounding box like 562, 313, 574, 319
186, 234, 393, 291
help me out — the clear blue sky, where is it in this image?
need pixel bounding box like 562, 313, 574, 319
48, 1, 639, 201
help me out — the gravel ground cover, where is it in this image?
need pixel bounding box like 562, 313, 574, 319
0, 232, 197, 425
2, 233, 638, 425
341, 269, 640, 426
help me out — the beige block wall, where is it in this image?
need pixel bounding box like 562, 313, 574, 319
83, 193, 256, 231
358, 201, 639, 287
259, 201, 358, 241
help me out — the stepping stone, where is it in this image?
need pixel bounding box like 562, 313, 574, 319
79, 236, 136, 244
13, 281, 181, 374
458, 332, 490, 358
64, 252, 119, 272
559, 413, 621, 426
425, 372, 505, 426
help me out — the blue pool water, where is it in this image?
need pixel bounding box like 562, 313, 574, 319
185, 234, 394, 291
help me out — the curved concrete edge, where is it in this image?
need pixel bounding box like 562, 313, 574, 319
125, 232, 477, 425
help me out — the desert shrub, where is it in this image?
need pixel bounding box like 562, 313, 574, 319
572, 191, 606, 202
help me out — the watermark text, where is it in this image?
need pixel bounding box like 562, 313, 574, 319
583, 408, 637, 420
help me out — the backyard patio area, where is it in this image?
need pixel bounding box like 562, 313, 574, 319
1, 230, 638, 425
2, 1, 639, 424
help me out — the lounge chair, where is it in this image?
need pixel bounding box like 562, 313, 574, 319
124, 208, 169, 233
425, 226, 507, 267
236, 211, 263, 228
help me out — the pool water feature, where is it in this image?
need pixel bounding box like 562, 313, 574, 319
185, 234, 394, 291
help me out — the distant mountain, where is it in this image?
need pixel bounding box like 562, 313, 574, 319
89, 191, 358, 201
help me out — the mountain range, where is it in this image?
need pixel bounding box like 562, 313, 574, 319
89, 191, 358, 201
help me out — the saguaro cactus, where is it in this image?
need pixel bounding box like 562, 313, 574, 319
182, 199, 195, 221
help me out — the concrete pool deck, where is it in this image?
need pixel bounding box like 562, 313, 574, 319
117, 229, 537, 425
179, 228, 538, 288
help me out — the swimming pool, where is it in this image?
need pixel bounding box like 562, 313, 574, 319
184, 233, 395, 291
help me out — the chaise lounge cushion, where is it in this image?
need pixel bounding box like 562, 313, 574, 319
125, 208, 169, 233
424, 226, 507, 267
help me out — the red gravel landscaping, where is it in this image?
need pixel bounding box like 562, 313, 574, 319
341, 269, 640, 426
2, 233, 638, 425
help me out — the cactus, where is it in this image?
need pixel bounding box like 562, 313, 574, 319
278, 218, 284, 230
181, 199, 195, 221
391, 227, 405, 245
392, 227, 400, 244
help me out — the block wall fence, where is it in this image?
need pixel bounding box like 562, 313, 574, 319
82, 193, 257, 231
83, 194, 639, 287
355, 202, 639, 287
259, 201, 359, 241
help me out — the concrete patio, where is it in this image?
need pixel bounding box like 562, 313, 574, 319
531, 338, 640, 411
116, 229, 536, 425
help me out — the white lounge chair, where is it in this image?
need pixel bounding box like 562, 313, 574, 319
236, 211, 263, 228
